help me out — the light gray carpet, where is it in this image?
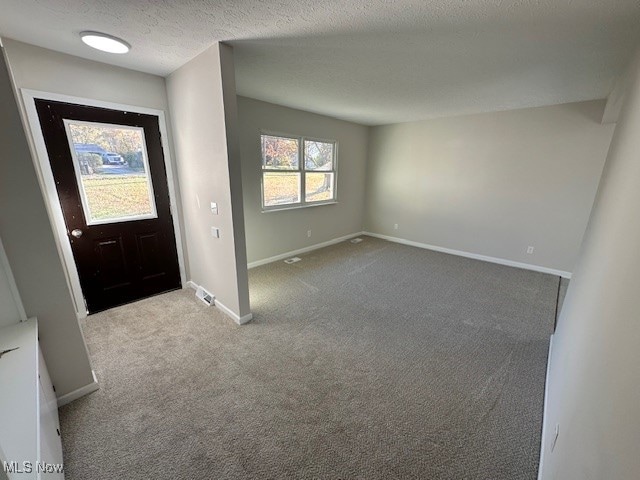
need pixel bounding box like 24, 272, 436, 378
60, 236, 557, 479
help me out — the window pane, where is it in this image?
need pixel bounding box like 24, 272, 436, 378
263, 172, 301, 207
304, 140, 334, 171
261, 135, 299, 170
305, 172, 335, 202
65, 120, 157, 224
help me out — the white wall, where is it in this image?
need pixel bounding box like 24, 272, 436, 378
0, 264, 21, 327
166, 43, 251, 321
238, 96, 369, 264
1, 38, 186, 396
2, 38, 188, 277
365, 101, 615, 274
0, 44, 94, 397
540, 50, 640, 479
3, 38, 177, 117
0, 237, 25, 327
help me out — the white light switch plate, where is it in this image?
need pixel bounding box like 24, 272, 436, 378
211, 227, 220, 238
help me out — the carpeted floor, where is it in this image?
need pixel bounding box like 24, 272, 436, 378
60, 236, 558, 479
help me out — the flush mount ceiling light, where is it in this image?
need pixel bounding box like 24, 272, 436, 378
80, 31, 130, 54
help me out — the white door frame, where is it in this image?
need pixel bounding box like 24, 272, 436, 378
20, 89, 187, 319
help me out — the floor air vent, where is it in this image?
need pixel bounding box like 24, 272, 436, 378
350, 238, 363, 244
195, 286, 215, 306
284, 257, 302, 264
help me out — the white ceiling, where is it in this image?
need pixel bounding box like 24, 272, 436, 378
1, 0, 639, 125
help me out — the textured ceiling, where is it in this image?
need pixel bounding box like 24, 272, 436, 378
1, 0, 639, 125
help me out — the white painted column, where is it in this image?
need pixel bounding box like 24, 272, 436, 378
166, 43, 251, 323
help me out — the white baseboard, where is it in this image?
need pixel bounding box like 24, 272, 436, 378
247, 232, 365, 269
214, 299, 253, 325
185, 280, 253, 325
538, 334, 554, 480
57, 370, 99, 407
363, 232, 572, 279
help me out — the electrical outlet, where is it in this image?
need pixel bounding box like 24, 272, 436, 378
210, 202, 218, 215
307, 230, 312, 238
394, 223, 399, 230
527, 246, 535, 254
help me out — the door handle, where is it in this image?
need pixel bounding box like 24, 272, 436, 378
71, 229, 83, 238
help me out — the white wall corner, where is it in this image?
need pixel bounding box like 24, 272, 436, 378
214, 299, 253, 325
57, 370, 99, 407
0, 236, 27, 323
602, 64, 634, 124
538, 334, 554, 480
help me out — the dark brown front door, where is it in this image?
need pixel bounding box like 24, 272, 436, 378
35, 99, 181, 313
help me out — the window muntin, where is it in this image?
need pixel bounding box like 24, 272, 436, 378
261, 133, 336, 210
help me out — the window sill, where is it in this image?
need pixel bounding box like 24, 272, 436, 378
262, 201, 338, 213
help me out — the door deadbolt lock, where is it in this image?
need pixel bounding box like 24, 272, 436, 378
71, 229, 83, 238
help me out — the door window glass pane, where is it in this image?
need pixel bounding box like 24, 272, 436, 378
305, 172, 335, 202
65, 120, 157, 225
263, 172, 301, 207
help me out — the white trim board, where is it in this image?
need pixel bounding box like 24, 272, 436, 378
247, 232, 365, 269
215, 299, 253, 325
538, 334, 555, 480
363, 232, 572, 279
18, 89, 187, 320
57, 370, 99, 407
185, 282, 253, 325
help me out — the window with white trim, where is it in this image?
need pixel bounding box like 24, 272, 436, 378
261, 133, 337, 210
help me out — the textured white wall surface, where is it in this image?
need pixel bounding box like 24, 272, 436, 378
540, 50, 640, 480
0, 1, 639, 124
365, 101, 615, 273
